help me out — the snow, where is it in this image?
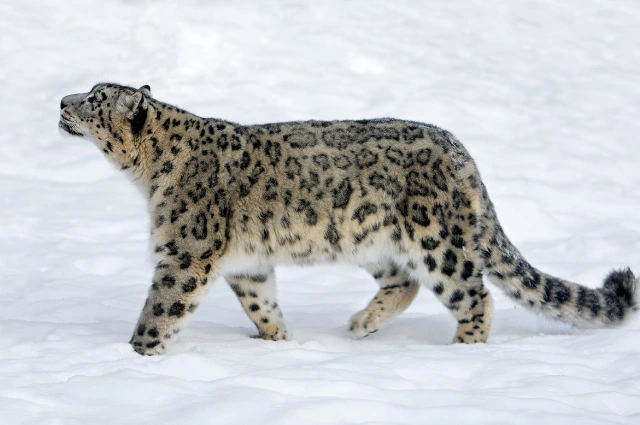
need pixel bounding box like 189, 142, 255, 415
1, 0, 640, 424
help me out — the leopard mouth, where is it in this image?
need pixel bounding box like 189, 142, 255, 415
59, 119, 83, 136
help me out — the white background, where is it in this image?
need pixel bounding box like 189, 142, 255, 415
1, 1, 639, 424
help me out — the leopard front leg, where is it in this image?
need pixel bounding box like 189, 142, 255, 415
226, 268, 290, 341
130, 257, 214, 355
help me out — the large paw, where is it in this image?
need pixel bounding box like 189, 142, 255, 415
451, 322, 488, 345
129, 324, 175, 356
349, 309, 382, 339
253, 319, 290, 341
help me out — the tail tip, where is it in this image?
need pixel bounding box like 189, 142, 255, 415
603, 267, 638, 309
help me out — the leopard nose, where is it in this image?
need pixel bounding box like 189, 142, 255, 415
60, 96, 72, 110
60, 93, 86, 110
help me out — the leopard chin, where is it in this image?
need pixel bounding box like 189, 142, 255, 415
58, 120, 83, 137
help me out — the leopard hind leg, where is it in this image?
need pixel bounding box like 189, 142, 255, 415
349, 260, 420, 338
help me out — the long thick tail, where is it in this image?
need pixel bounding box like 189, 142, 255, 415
476, 189, 638, 328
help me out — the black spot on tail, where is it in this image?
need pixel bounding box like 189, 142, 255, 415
603, 268, 636, 309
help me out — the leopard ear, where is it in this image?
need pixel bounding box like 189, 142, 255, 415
124, 91, 147, 119
124, 90, 148, 134
139, 85, 152, 98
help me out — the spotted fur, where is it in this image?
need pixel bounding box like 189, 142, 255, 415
59, 83, 638, 355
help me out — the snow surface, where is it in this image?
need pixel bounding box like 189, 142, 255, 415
2, 1, 640, 424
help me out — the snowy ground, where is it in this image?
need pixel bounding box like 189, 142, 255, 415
2, 1, 640, 424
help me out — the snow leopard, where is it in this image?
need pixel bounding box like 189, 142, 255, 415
59, 83, 638, 355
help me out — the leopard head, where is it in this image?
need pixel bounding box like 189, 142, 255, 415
59, 83, 153, 168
